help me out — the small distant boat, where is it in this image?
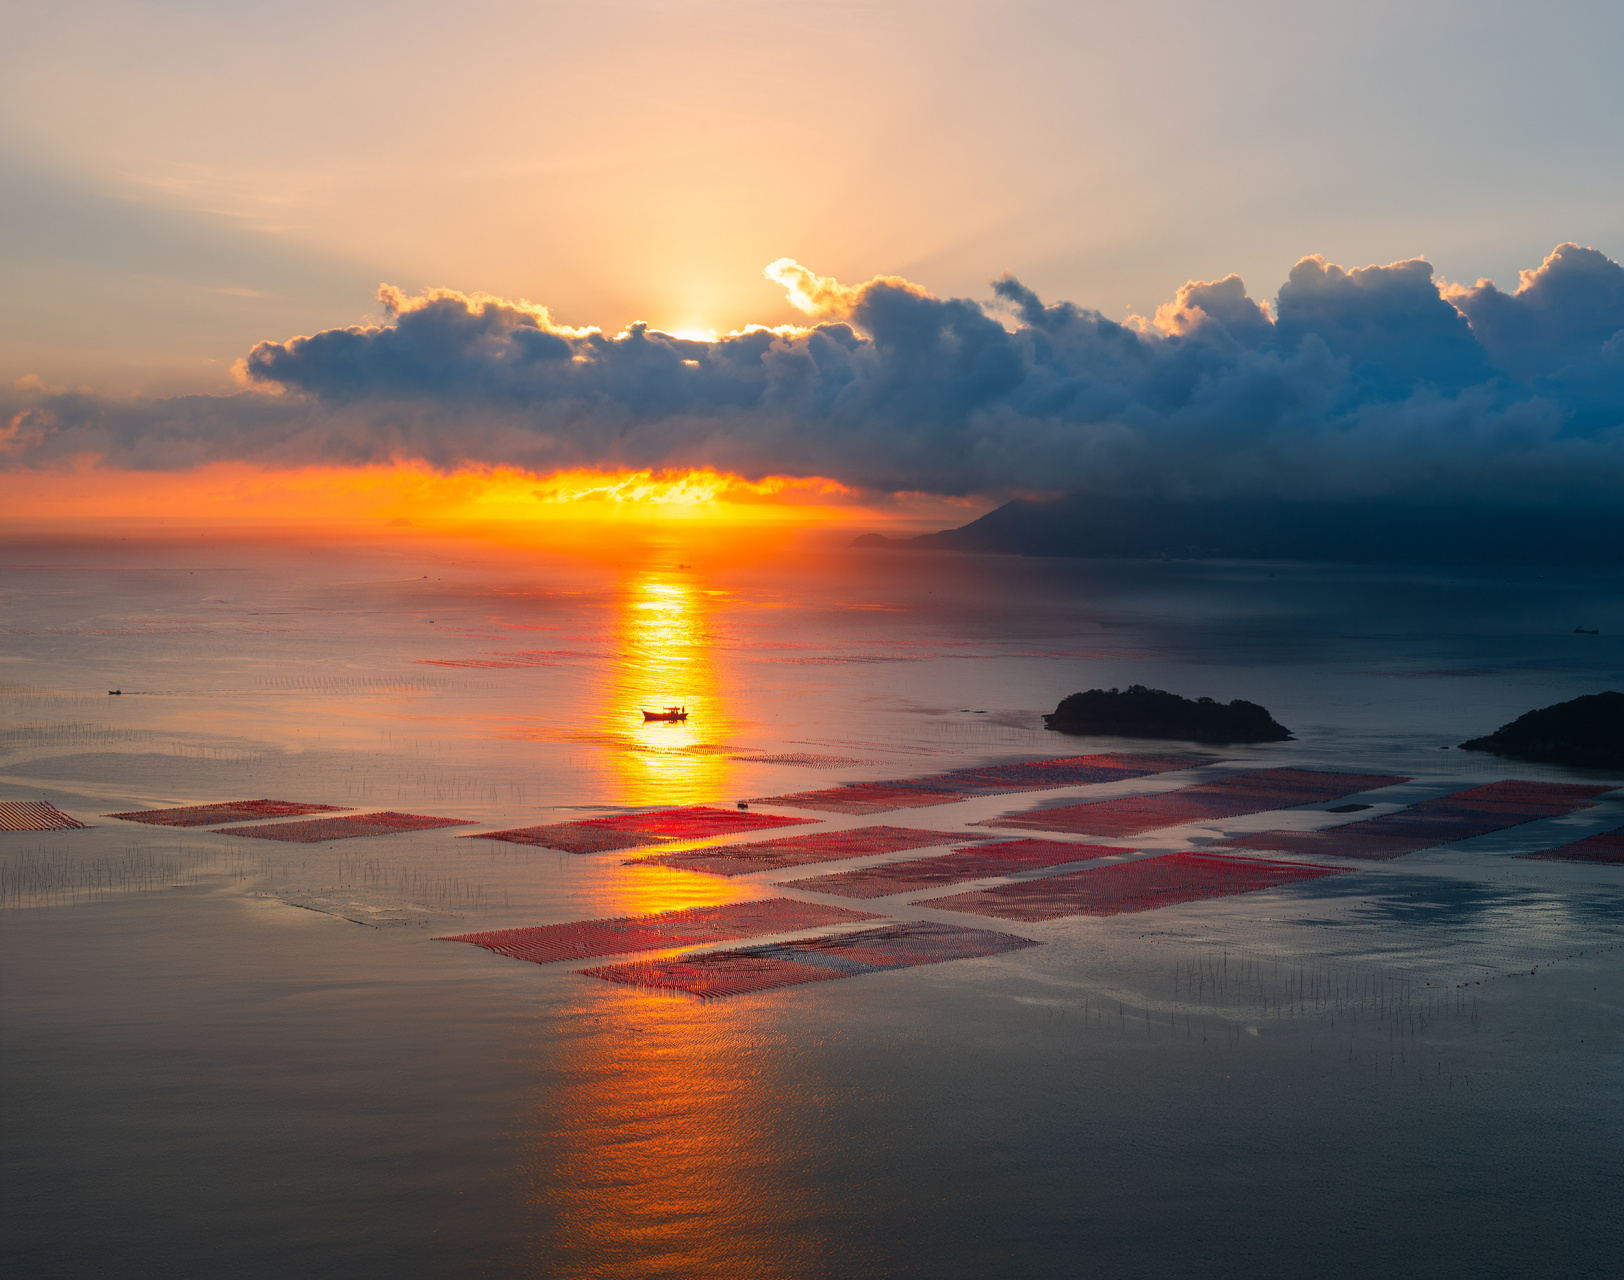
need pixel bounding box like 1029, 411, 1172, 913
1574, 627, 1600, 635
108, 689, 122, 696
641, 705, 688, 722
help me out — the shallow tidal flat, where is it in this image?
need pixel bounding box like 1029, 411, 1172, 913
3, 531, 1623, 1278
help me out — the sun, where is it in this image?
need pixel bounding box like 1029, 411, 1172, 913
669, 327, 717, 343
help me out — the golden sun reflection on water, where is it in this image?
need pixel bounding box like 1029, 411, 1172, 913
521, 997, 835, 1280
599, 562, 735, 807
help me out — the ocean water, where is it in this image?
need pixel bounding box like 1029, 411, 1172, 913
3, 525, 1622, 1278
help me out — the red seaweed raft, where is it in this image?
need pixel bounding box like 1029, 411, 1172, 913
464, 806, 813, 854
1518, 827, 1624, 865
0, 801, 87, 832
750, 753, 1202, 815
980, 768, 1410, 838
1211, 779, 1615, 860
578, 920, 1039, 999
926, 851, 1346, 921
628, 825, 987, 877
438, 898, 880, 964
213, 811, 474, 842
788, 838, 1126, 899
105, 799, 348, 827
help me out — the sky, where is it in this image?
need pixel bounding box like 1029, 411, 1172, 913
2, 0, 1622, 523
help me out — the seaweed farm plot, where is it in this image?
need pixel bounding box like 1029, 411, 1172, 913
1518, 827, 1624, 865
214, 811, 474, 843
981, 768, 1411, 838
105, 799, 348, 827
790, 838, 1127, 899
748, 781, 976, 816
751, 753, 1203, 815
578, 920, 1039, 999
1212, 780, 1617, 861
465, 806, 813, 854
0, 801, 86, 831
927, 851, 1346, 922
629, 825, 984, 877
728, 753, 879, 768
440, 898, 880, 964
925, 753, 1202, 795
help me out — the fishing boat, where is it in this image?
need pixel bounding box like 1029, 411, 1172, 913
641, 705, 688, 722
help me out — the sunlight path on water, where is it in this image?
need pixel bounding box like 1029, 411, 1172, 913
599, 551, 735, 809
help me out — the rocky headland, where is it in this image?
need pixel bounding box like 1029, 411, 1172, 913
1458, 692, 1624, 770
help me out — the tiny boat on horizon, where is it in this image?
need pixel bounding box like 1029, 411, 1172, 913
641, 705, 688, 722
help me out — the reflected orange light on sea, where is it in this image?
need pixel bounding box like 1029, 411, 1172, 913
517, 995, 833, 1280
598, 557, 734, 808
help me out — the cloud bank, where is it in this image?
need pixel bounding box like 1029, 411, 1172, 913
6, 244, 1623, 506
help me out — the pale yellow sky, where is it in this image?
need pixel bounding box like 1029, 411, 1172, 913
3, 0, 1621, 394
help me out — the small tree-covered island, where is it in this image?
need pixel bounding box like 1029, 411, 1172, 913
1043, 685, 1292, 743
1459, 691, 1624, 769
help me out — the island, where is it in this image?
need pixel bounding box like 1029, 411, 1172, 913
1043, 685, 1292, 743
1458, 691, 1624, 770
848, 496, 1624, 565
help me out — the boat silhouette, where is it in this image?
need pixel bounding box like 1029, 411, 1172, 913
641, 705, 688, 722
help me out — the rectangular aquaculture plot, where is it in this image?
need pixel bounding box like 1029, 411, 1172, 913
213, 811, 474, 842
925, 753, 1203, 795
926, 851, 1346, 921
789, 838, 1127, 898
105, 799, 348, 827
748, 782, 976, 815
1213, 780, 1615, 861
981, 768, 1411, 838
1520, 828, 1624, 865
465, 806, 814, 854
439, 898, 881, 964
465, 824, 669, 853
578, 920, 1039, 999
630, 825, 983, 876
751, 752, 1204, 815
0, 801, 87, 831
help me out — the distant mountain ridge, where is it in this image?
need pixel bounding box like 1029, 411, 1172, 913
853, 495, 1624, 565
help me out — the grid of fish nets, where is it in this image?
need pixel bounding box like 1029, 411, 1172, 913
578, 920, 1039, 998
105, 799, 347, 827
0, 801, 87, 831
1215, 780, 1616, 860
728, 753, 879, 768
911, 754, 1202, 795
464, 806, 813, 854
751, 752, 1202, 815
213, 811, 474, 843
788, 838, 1125, 898
982, 768, 1411, 838
1519, 827, 1624, 865
439, 898, 880, 963
927, 851, 1346, 921
749, 782, 975, 815
630, 825, 980, 876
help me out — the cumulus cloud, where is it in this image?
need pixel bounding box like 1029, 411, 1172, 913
4, 244, 1623, 506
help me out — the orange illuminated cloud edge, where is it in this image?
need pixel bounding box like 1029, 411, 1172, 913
1, 461, 988, 529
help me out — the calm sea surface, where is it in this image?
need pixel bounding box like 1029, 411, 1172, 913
3, 525, 1622, 1278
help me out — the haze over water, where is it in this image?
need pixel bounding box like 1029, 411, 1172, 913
3, 526, 1621, 1278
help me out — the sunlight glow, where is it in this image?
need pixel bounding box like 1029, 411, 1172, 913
598, 562, 733, 807
0, 462, 891, 527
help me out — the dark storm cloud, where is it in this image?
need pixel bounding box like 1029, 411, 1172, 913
5, 245, 1623, 504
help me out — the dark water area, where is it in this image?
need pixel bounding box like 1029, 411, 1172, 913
3, 525, 1622, 1278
